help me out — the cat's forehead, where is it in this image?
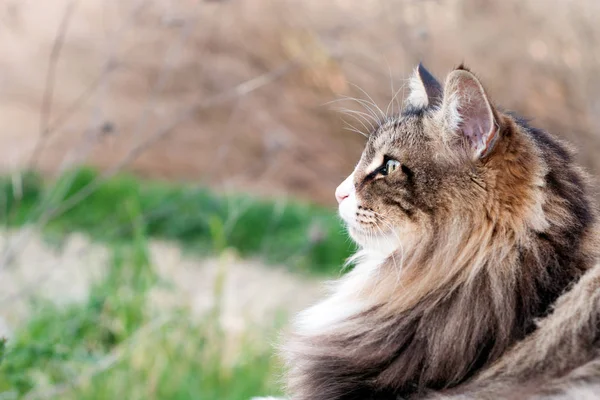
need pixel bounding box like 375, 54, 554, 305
362, 113, 430, 164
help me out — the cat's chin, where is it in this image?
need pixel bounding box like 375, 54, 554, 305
347, 225, 404, 257
337, 191, 407, 256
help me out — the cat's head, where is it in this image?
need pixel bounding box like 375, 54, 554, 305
336, 64, 549, 254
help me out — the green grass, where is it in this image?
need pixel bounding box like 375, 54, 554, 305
0, 167, 353, 275
0, 167, 350, 398
0, 214, 282, 400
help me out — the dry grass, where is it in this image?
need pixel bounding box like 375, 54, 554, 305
0, 0, 599, 204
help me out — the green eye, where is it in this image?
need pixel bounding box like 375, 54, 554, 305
381, 159, 401, 176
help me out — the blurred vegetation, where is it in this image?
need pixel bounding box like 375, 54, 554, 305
0, 219, 282, 399
0, 167, 352, 398
0, 168, 353, 276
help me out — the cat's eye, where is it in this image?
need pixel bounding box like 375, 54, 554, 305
380, 159, 401, 176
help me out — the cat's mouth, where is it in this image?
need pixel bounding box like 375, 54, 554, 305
336, 173, 403, 252
339, 198, 400, 252
337, 180, 382, 235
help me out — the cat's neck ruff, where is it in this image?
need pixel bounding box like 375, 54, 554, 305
293, 243, 400, 337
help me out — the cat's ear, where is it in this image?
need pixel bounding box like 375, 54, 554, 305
441, 67, 499, 160
404, 63, 443, 110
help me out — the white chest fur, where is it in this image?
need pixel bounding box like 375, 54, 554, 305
293, 251, 389, 336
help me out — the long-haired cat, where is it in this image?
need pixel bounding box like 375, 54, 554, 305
273, 64, 600, 400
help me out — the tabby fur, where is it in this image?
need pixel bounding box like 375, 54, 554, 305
282, 64, 600, 400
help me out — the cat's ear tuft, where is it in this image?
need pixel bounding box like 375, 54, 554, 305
455, 63, 470, 72
441, 69, 499, 160
404, 63, 443, 110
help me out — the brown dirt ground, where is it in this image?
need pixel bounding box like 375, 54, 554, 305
1, 0, 599, 205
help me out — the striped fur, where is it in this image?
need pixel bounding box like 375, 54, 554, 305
281, 65, 600, 399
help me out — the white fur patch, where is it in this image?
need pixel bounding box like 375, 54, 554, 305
311, 164, 410, 336
365, 155, 384, 176
299, 164, 407, 334
405, 67, 429, 109
544, 384, 600, 400
294, 250, 391, 336
442, 92, 463, 135
337, 175, 403, 254
338, 180, 359, 228
528, 190, 550, 233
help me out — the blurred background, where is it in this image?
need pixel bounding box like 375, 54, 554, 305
0, 0, 599, 398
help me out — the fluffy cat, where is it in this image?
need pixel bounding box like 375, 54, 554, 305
275, 64, 600, 399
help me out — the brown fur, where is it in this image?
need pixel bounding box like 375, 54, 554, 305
282, 65, 600, 399
429, 251, 600, 399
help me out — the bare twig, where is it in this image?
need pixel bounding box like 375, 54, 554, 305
27, 0, 78, 170
44, 62, 118, 141
42, 60, 298, 223
0, 61, 297, 272
0, 0, 207, 275
0, 0, 151, 271
27, 0, 149, 171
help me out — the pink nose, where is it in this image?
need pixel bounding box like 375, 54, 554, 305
335, 175, 353, 204
335, 187, 349, 204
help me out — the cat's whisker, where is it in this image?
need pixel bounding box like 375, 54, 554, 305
400, 78, 411, 112
348, 82, 386, 123
321, 97, 361, 107
336, 108, 378, 129
321, 97, 373, 111
341, 117, 371, 137
341, 121, 368, 138
387, 81, 408, 118
401, 76, 409, 113
385, 60, 395, 118
333, 94, 384, 127
337, 109, 376, 132
324, 96, 381, 124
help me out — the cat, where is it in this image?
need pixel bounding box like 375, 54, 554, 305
262, 64, 600, 400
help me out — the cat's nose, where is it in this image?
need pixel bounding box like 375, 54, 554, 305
335, 175, 354, 204
335, 186, 349, 204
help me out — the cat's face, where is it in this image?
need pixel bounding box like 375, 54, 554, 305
335, 65, 514, 251
337, 115, 442, 252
